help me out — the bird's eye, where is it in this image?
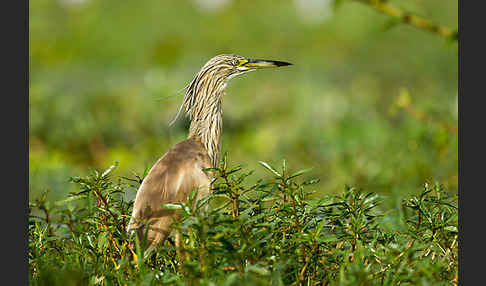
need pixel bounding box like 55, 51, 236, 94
235, 59, 248, 67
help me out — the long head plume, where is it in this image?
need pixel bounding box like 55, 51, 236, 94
169, 54, 292, 167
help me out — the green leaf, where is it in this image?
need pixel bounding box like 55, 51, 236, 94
53, 195, 85, 207
97, 233, 108, 251
444, 226, 458, 233
258, 161, 281, 177
162, 203, 183, 210
188, 187, 199, 202
102, 161, 119, 177
314, 219, 328, 238
288, 167, 314, 180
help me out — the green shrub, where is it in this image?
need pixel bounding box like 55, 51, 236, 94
29, 157, 457, 285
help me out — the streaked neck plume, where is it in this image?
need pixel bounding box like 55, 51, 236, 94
172, 61, 229, 168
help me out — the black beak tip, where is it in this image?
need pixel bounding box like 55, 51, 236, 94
274, 60, 292, 67
246, 58, 293, 67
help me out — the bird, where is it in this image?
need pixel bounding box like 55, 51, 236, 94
127, 54, 292, 255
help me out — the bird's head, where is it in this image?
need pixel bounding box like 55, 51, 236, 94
201, 54, 292, 81
170, 54, 292, 126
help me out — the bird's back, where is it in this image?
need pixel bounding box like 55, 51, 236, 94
127, 138, 212, 248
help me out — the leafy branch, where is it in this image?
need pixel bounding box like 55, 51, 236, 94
29, 159, 458, 285
349, 0, 458, 41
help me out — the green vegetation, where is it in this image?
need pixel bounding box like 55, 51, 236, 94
29, 158, 457, 285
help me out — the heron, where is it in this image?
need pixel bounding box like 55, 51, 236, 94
127, 54, 292, 254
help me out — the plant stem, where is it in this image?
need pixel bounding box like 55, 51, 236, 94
353, 0, 457, 40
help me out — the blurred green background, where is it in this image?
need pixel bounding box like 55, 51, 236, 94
29, 0, 457, 206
